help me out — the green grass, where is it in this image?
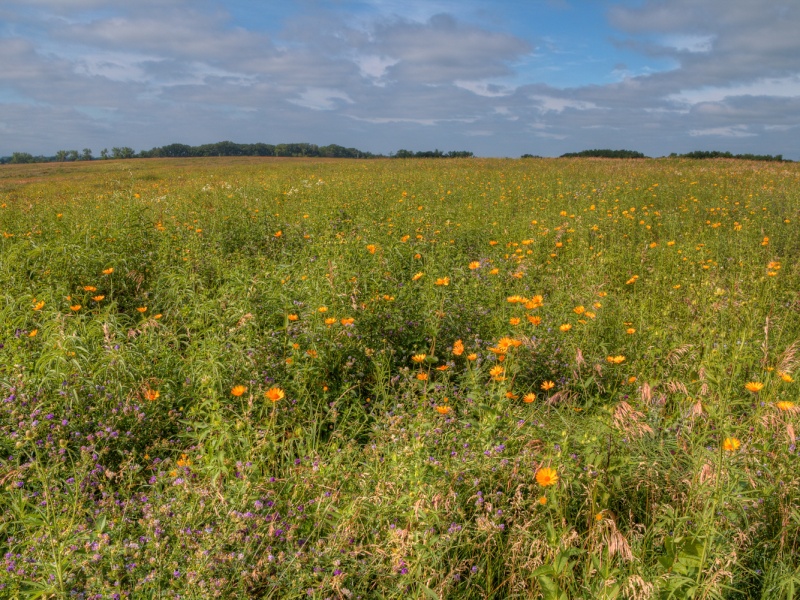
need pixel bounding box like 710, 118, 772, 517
1, 156, 799, 599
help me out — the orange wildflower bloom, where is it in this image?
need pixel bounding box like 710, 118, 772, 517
535, 467, 558, 487
231, 385, 247, 397
265, 387, 285, 402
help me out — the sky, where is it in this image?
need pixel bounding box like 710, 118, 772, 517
1, 0, 799, 159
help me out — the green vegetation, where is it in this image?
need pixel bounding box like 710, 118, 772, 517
1, 156, 799, 598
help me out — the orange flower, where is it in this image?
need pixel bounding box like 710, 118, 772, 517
559, 324, 572, 332
264, 387, 285, 402
489, 365, 505, 381
540, 381, 555, 391
525, 295, 544, 309
778, 372, 793, 383
70, 305, 81, 311
538, 496, 548, 505
452, 339, 464, 356
412, 272, 424, 281
231, 385, 247, 397
340, 317, 355, 326
318, 306, 328, 313
523, 393, 536, 403
287, 314, 299, 321
83, 285, 97, 292
416, 372, 428, 381
366, 244, 377, 254
102, 268, 114, 275
776, 401, 797, 413
468, 261, 481, 270
435, 405, 452, 415
144, 388, 160, 402
33, 300, 45, 311
744, 382, 764, 393
527, 315, 542, 326
28, 329, 38, 337
324, 317, 336, 326
722, 437, 741, 452
435, 277, 450, 286
535, 467, 558, 487
92, 295, 105, 302
466, 353, 477, 361
136, 306, 147, 313
573, 305, 585, 315
606, 355, 626, 364
412, 353, 427, 364
509, 317, 521, 326
626, 328, 636, 334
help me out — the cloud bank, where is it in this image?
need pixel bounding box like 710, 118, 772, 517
1, 0, 798, 158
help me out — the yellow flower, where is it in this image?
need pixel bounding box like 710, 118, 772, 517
776, 401, 797, 413
435, 405, 452, 415
523, 393, 536, 403
137, 306, 147, 313
744, 381, 764, 393
452, 339, 464, 356
28, 329, 38, 337
468, 261, 481, 270
538, 496, 548, 505
412, 272, 424, 281
466, 353, 477, 361
778, 372, 793, 383
488, 268, 499, 275
626, 328, 636, 334
559, 324, 572, 332
722, 437, 741, 452
265, 387, 285, 402
412, 353, 427, 364
102, 268, 114, 275
143, 388, 160, 402
606, 355, 626, 364
573, 305, 585, 315
318, 306, 328, 313
540, 381, 555, 391
231, 385, 247, 397
435, 277, 450, 286
535, 467, 558, 487
489, 365, 505, 381
33, 300, 45, 311
324, 317, 336, 326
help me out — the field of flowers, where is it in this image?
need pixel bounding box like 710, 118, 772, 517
1, 156, 799, 599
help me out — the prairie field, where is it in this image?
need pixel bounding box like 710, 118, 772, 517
1, 157, 800, 599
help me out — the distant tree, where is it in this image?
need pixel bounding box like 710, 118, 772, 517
66, 150, 79, 161
520, 154, 542, 158
111, 147, 136, 159
55, 150, 69, 162
393, 149, 414, 158
10, 152, 36, 164
80, 148, 93, 161
100, 148, 109, 159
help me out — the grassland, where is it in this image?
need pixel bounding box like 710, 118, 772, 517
1, 156, 799, 599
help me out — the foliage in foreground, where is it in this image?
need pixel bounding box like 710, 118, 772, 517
1, 157, 800, 599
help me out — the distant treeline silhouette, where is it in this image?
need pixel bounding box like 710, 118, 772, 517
2, 142, 474, 164
668, 150, 786, 162
559, 149, 647, 158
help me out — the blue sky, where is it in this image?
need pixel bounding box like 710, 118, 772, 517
1, 0, 799, 158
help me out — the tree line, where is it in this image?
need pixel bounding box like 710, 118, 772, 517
1, 141, 474, 164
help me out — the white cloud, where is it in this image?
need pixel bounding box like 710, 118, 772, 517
689, 125, 757, 138
290, 88, 354, 111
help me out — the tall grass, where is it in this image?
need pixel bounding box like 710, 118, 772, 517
1, 157, 799, 599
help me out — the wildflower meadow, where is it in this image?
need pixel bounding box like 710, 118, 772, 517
1, 156, 799, 599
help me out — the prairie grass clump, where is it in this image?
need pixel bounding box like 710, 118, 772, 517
1, 156, 799, 598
